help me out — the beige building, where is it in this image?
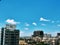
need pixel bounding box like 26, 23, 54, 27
19, 40, 28, 45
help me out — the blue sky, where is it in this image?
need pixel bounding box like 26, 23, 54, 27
0, 0, 60, 37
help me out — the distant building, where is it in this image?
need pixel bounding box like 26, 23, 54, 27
57, 37, 60, 45
19, 40, 28, 45
44, 34, 51, 38
57, 33, 60, 37
32, 30, 44, 37
0, 24, 19, 45
32, 30, 44, 42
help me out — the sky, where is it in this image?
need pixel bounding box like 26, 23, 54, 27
0, 0, 60, 37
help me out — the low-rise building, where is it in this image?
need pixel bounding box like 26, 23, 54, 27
19, 40, 28, 45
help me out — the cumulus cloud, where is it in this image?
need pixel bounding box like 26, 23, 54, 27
51, 21, 55, 23
25, 23, 30, 26
41, 24, 46, 26
6, 19, 19, 24
40, 17, 50, 21
24, 27, 29, 30
32, 22, 37, 26
57, 24, 60, 27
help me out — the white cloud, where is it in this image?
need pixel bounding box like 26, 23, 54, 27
40, 17, 50, 21
41, 24, 46, 26
51, 21, 55, 23
32, 22, 37, 26
25, 23, 30, 26
24, 28, 29, 30
6, 19, 20, 24
57, 24, 60, 27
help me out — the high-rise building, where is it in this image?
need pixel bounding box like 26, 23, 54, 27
32, 30, 44, 37
57, 33, 60, 36
0, 24, 19, 45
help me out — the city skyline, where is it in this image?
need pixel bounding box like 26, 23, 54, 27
0, 0, 60, 37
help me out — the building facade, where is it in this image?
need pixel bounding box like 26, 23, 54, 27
19, 40, 28, 45
0, 24, 19, 45
32, 30, 44, 37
